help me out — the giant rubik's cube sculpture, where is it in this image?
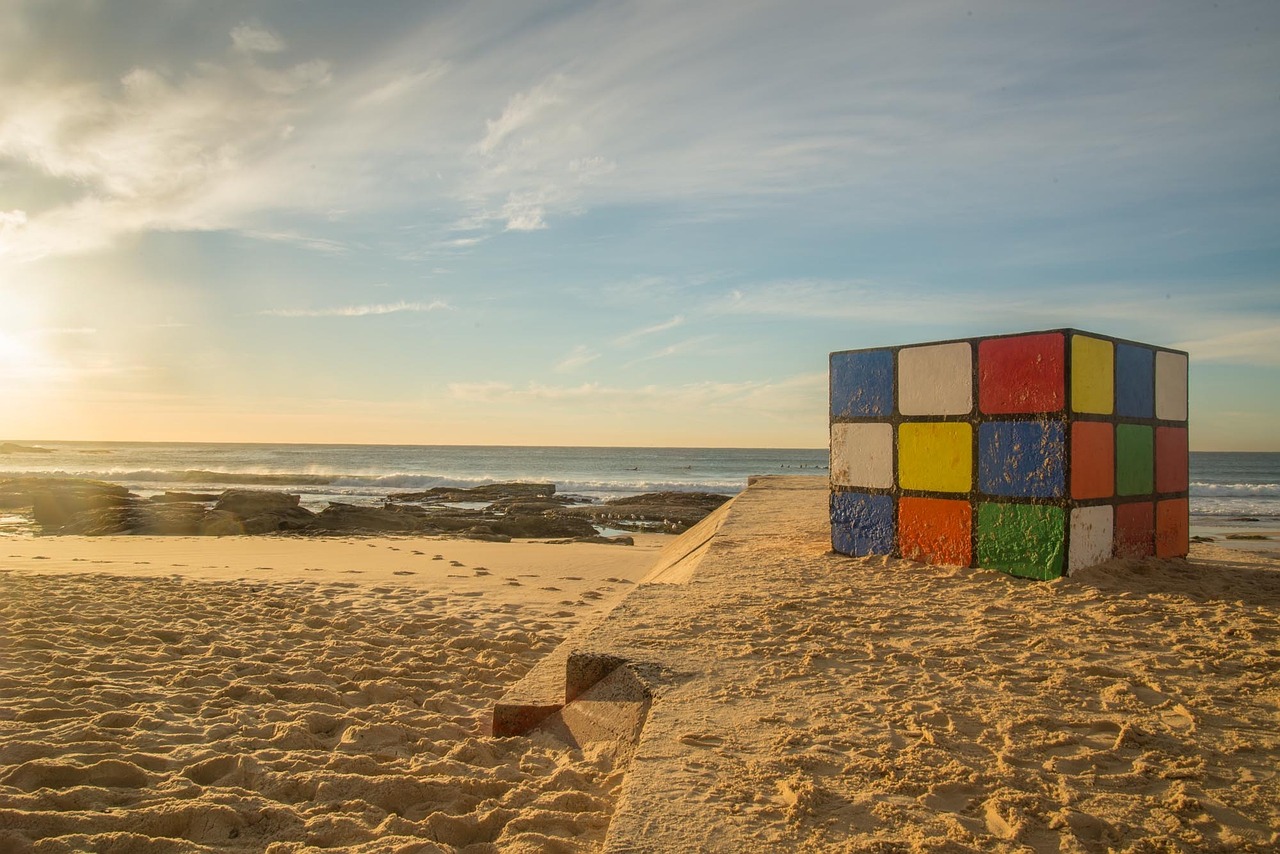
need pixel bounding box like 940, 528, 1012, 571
829, 329, 1189, 579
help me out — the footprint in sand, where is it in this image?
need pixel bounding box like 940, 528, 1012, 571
254, 567, 272, 571
540, 586, 561, 592
411, 550, 424, 555
473, 569, 491, 576
393, 571, 415, 576
449, 561, 465, 567
582, 590, 604, 600
432, 555, 444, 561
343, 570, 363, 574
560, 576, 584, 581
505, 580, 522, 587
679, 733, 724, 748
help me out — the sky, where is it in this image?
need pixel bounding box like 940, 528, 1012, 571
1, 0, 1277, 450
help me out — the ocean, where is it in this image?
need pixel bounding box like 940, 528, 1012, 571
0, 442, 1275, 523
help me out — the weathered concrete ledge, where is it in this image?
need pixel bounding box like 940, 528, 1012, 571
491, 498, 736, 739
491, 476, 828, 850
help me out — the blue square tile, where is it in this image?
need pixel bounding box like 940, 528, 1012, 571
830, 349, 893, 418
830, 492, 895, 555
979, 420, 1065, 498
1115, 344, 1154, 418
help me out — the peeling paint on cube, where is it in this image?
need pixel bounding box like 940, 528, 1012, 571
976, 502, 1065, 580
830, 328, 1188, 579
830, 492, 895, 556
1069, 506, 1113, 572
830, 422, 894, 489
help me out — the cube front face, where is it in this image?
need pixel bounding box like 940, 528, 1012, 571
830, 329, 1189, 579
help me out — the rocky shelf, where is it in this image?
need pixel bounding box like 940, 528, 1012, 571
0, 478, 733, 541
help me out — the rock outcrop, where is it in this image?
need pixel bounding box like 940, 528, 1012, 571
558, 492, 732, 533
0, 477, 733, 540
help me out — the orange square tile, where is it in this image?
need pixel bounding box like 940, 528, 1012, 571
1071, 421, 1114, 499
898, 497, 972, 566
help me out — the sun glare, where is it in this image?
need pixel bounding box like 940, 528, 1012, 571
0, 330, 45, 385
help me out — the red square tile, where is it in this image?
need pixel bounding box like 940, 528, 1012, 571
898, 497, 972, 566
1155, 427, 1189, 493
1114, 501, 1154, 559
1071, 421, 1114, 499
1156, 498, 1189, 558
978, 333, 1065, 414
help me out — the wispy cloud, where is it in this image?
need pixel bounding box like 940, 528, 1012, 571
448, 372, 826, 416
241, 230, 348, 254
615, 315, 686, 346
1174, 325, 1280, 367
555, 344, 600, 373
231, 24, 286, 54
261, 300, 448, 318
623, 336, 713, 368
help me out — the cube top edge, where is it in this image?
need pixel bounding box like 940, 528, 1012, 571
828, 328, 1189, 360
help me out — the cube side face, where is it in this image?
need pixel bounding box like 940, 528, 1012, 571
830, 329, 1189, 578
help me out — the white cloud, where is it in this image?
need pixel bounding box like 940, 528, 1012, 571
231, 24, 286, 54
623, 336, 713, 367
262, 300, 448, 318
500, 192, 549, 231
0, 37, 334, 261
615, 315, 686, 345
241, 230, 347, 253
477, 77, 565, 157
1174, 325, 1280, 367
447, 372, 826, 416
555, 344, 600, 373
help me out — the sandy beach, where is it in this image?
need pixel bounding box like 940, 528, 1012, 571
0, 534, 668, 853
2, 483, 1279, 852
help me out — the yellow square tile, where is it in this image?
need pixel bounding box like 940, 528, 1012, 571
1071, 335, 1113, 414
899, 422, 972, 493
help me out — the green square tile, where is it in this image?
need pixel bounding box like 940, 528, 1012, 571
976, 502, 1065, 580
1116, 424, 1154, 496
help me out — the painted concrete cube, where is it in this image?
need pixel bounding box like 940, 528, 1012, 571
830, 329, 1189, 579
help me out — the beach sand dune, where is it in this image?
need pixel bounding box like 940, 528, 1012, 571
0, 535, 666, 853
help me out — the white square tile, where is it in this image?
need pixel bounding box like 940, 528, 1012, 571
830, 422, 894, 488
898, 342, 973, 415
1069, 505, 1113, 572
1155, 351, 1188, 421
